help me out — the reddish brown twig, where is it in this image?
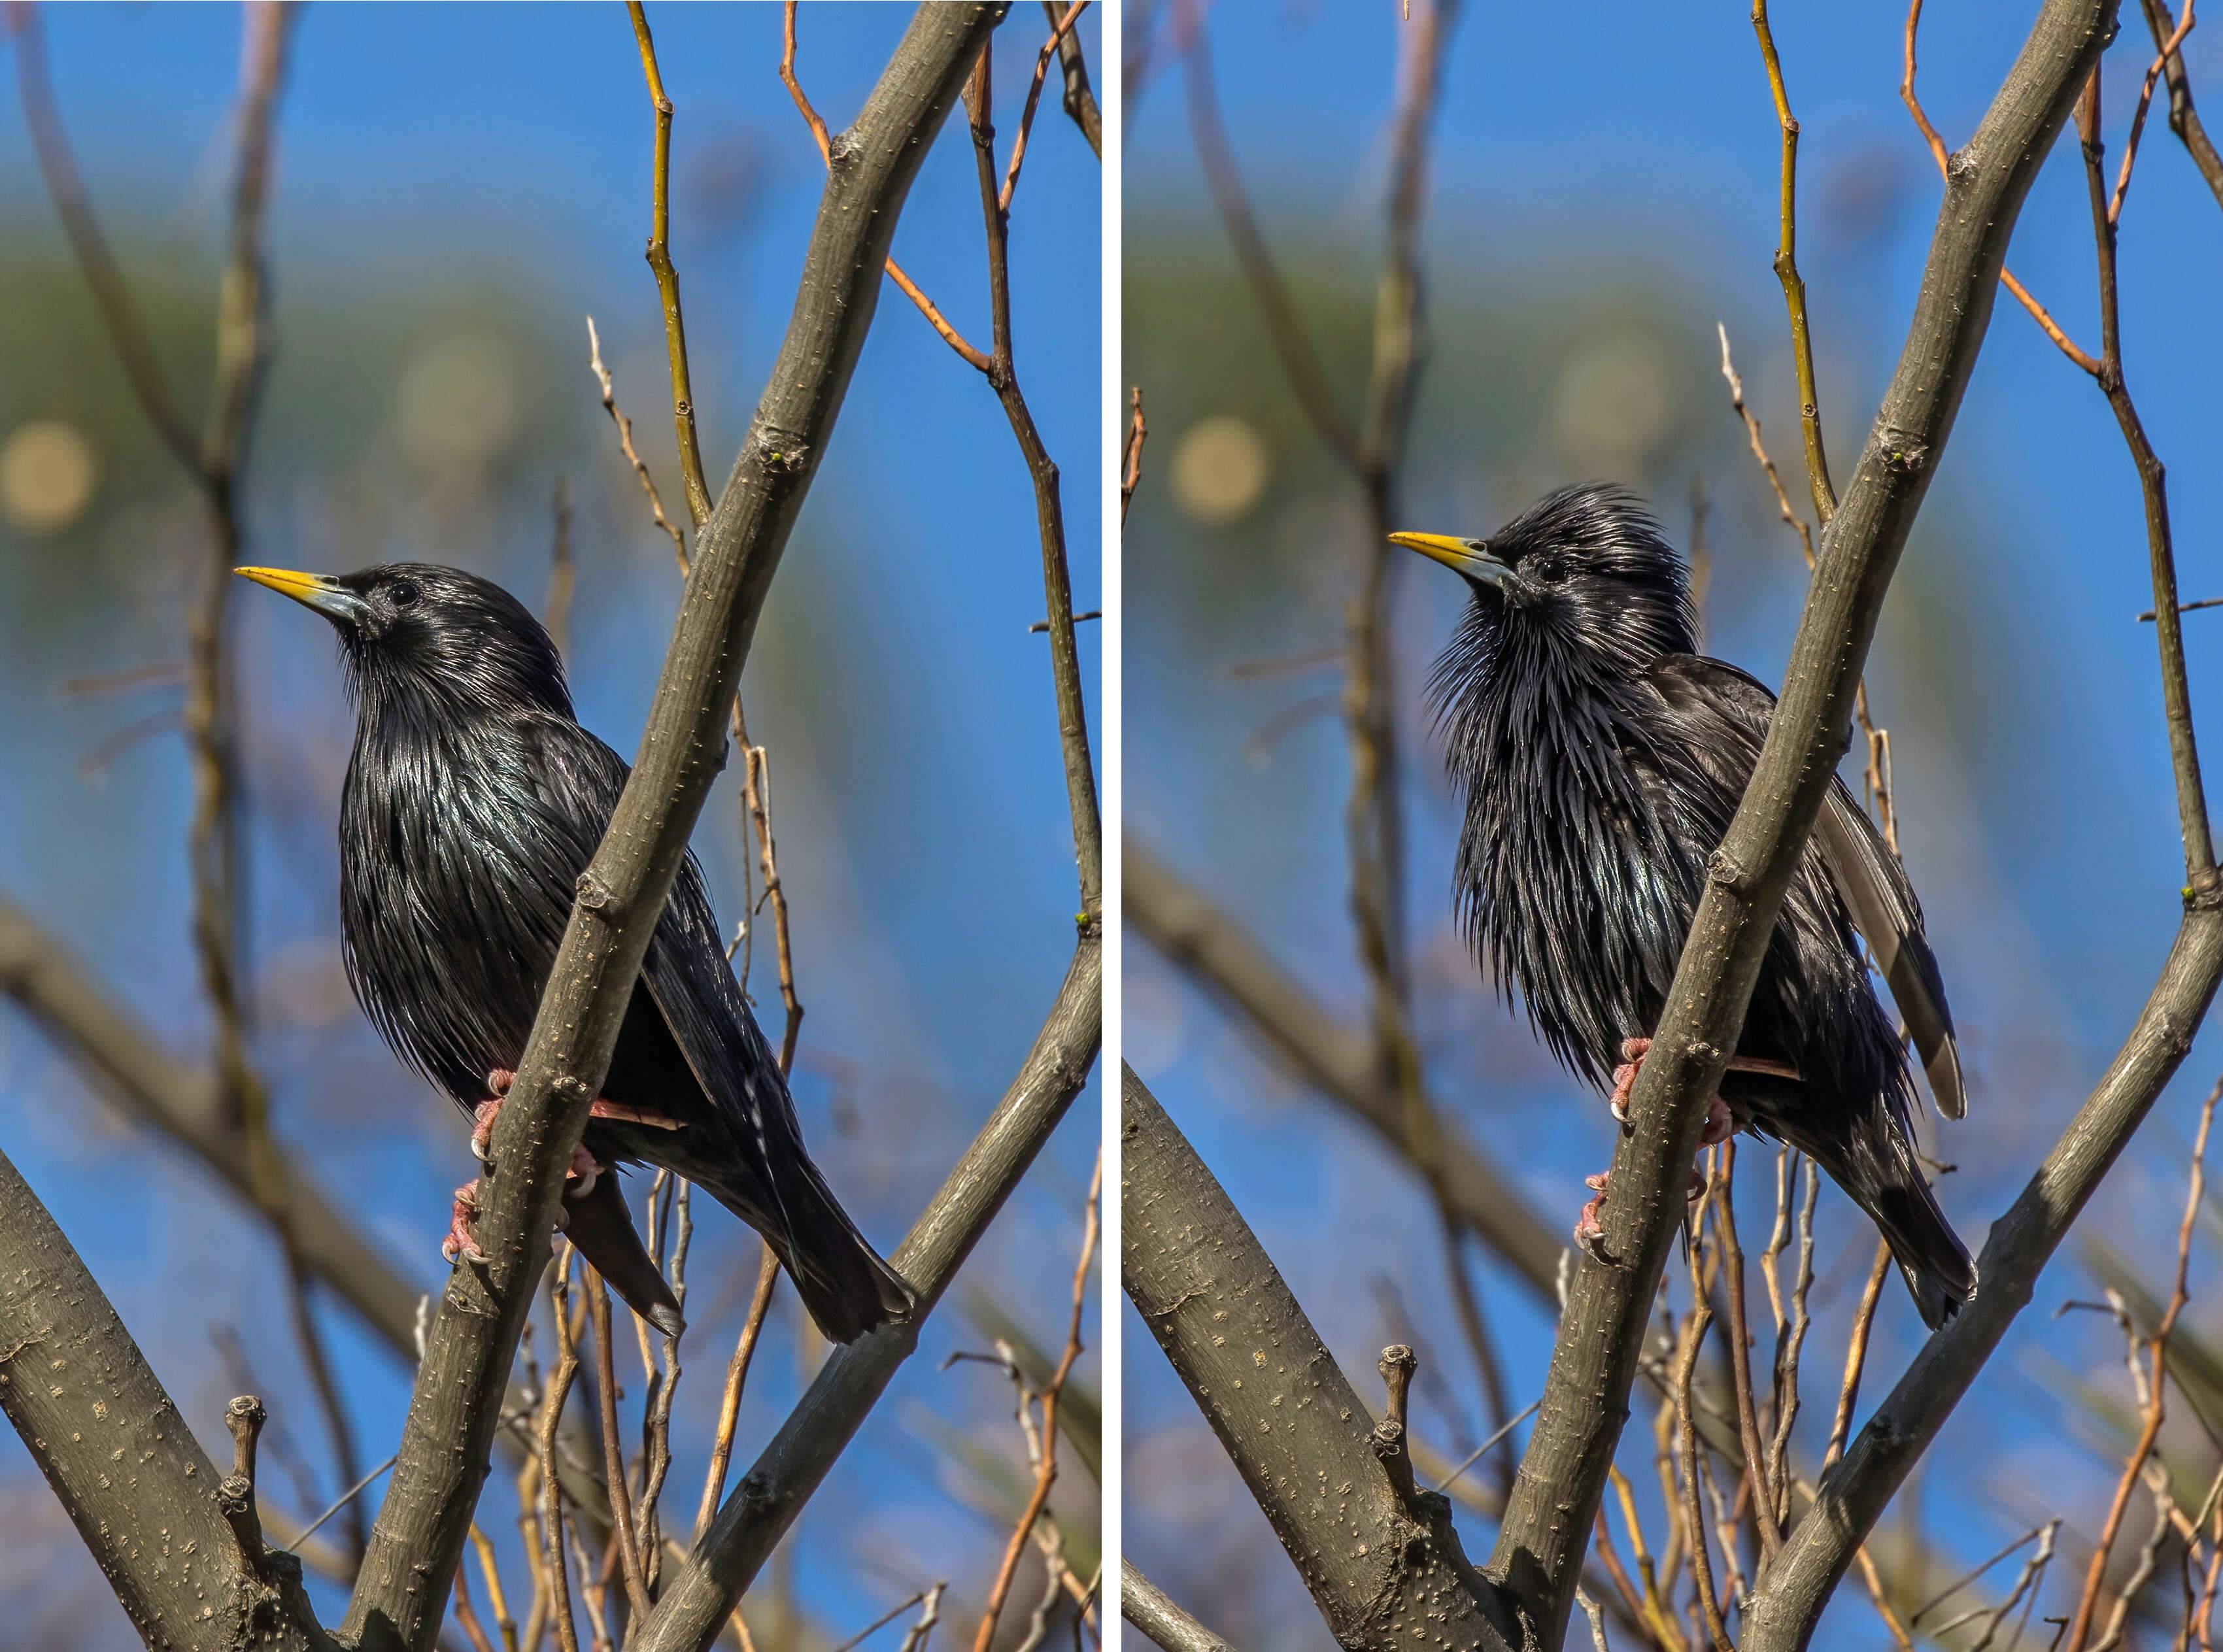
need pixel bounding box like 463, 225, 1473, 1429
583, 1270, 653, 1623
1904, 0, 2103, 375
694, 1242, 781, 1545
779, 1, 993, 372
968, 1151, 1099, 1652
1120, 386, 1147, 527
1714, 1140, 1781, 1562
1677, 1164, 1734, 1652
1000, 2, 1089, 211
2064, 1071, 2220, 1652
541, 1253, 585, 1652
587, 315, 689, 573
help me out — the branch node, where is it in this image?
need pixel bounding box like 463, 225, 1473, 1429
1706, 845, 1749, 892
1880, 428, 1933, 473
573, 871, 614, 912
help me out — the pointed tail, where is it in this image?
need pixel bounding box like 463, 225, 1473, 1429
703, 1156, 915, 1344
1836, 1100, 1977, 1331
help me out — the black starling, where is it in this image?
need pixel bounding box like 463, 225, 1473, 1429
1393, 483, 1977, 1328
237, 562, 914, 1342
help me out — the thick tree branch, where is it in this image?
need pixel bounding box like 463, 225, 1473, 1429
336, 11, 1006, 1649
628, 937, 1099, 1652
0, 1143, 331, 1650
1484, 4, 2116, 1645
1123, 1065, 1518, 1652
1123, 836, 1564, 1301
0, 891, 624, 1555
1121, 1560, 1235, 1652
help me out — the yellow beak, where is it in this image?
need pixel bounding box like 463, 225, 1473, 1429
235, 566, 369, 624
1386, 532, 1509, 581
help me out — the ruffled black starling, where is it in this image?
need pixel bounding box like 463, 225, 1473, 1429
238, 562, 913, 1342
1393, 483, 1977, 1328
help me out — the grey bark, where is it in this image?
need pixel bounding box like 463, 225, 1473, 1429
0, 1144, 331, 1651
1122, 1065, 1519, 1652
1122, 1560, 1236, 1652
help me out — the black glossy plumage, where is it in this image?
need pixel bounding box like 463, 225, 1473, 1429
266, 561, 911, 1343
1408, 484, 1977, 1328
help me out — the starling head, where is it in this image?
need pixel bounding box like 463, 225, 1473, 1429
236, 562, 571, 718
1391, 482, 1698, 675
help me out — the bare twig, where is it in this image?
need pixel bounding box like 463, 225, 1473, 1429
1750, 0, 1835, 520
2138, 0, 2223, 210
694, 1243, 781, 1545
588, 314, 689, 572
543, 1255, 585, 1652
1121, 387, 1147, 528
1824, 1239, 1892, 1469
1040, 0, 1101, 156
584, 1272, 653, 1623
779, 1, 994, 373
970, 1151, 1099, 1652
1904, 0, 2104, 375
626, 0, 713, 528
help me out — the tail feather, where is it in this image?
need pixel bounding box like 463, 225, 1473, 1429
705, 1158, 914, 1344
1742, 1073, 1976, 1331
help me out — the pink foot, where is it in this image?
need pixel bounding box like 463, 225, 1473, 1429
443, 1181, 488, 1264
1575, 1172, 1612, 1258
469, 1080, 685, 1163
1608, 1038, 1651, 1122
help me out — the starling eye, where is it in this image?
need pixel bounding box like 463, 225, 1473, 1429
389, 580, 421, 608
1531, 555, 1565, 584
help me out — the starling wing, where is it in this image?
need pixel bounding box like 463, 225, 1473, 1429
526, 717, 913, 1343
1645, 656, 1965, 1119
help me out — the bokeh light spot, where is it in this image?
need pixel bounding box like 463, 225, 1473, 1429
1171, 414, 1272, 527
1, 420, 100, 537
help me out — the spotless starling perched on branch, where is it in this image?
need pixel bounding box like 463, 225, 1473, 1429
1393, 483, 1977, 1328
237, 562, 914, 1342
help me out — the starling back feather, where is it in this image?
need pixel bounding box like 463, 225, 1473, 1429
239, 560, 913, 1343
1397, 483, 1976, 1328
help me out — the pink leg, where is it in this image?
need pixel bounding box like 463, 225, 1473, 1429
470, 1080, 684, 1164
1608, 1037, 1799, 1126
443, 1181, 488, 1264
1572, 1162, 1714, 1259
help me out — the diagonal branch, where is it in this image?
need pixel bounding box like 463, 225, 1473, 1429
1123, 836, 1563, 1302
0, 1143, 332, 1649
627, 937, 1100, 1652
1484, 4, 2116, 1645
2138, 0, 2223, 209
1123, 1064, 1519, 1650
335, 12, 1007, 1649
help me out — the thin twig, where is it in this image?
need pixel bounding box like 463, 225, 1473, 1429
1750, 0, 1835, 521
626, 0, 713, 529
779, 1, 993, 373
1678, 1172, 1734, 1652
694, 1243, 781, 1545
1903, 0, 2103, 375
584, 1270, 653, 1623
587, 314, 689, 573
1825, 1239, 1892, 1469
1120, 386, 1147, 528
1714, 1139, 1781, 1563
1000, 3, 1090, 212
731, 701, 804, 1075
1040, 0, 1101, 156
547, 477, 575, 662
968, 1151, 1099, 1652
543, 1254, 585, 1652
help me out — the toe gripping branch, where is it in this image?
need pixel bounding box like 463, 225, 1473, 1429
446, 1068, 690, 1266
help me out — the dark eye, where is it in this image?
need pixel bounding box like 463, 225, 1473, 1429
389, 579, 421, 608
1530, 555, 1565, 584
